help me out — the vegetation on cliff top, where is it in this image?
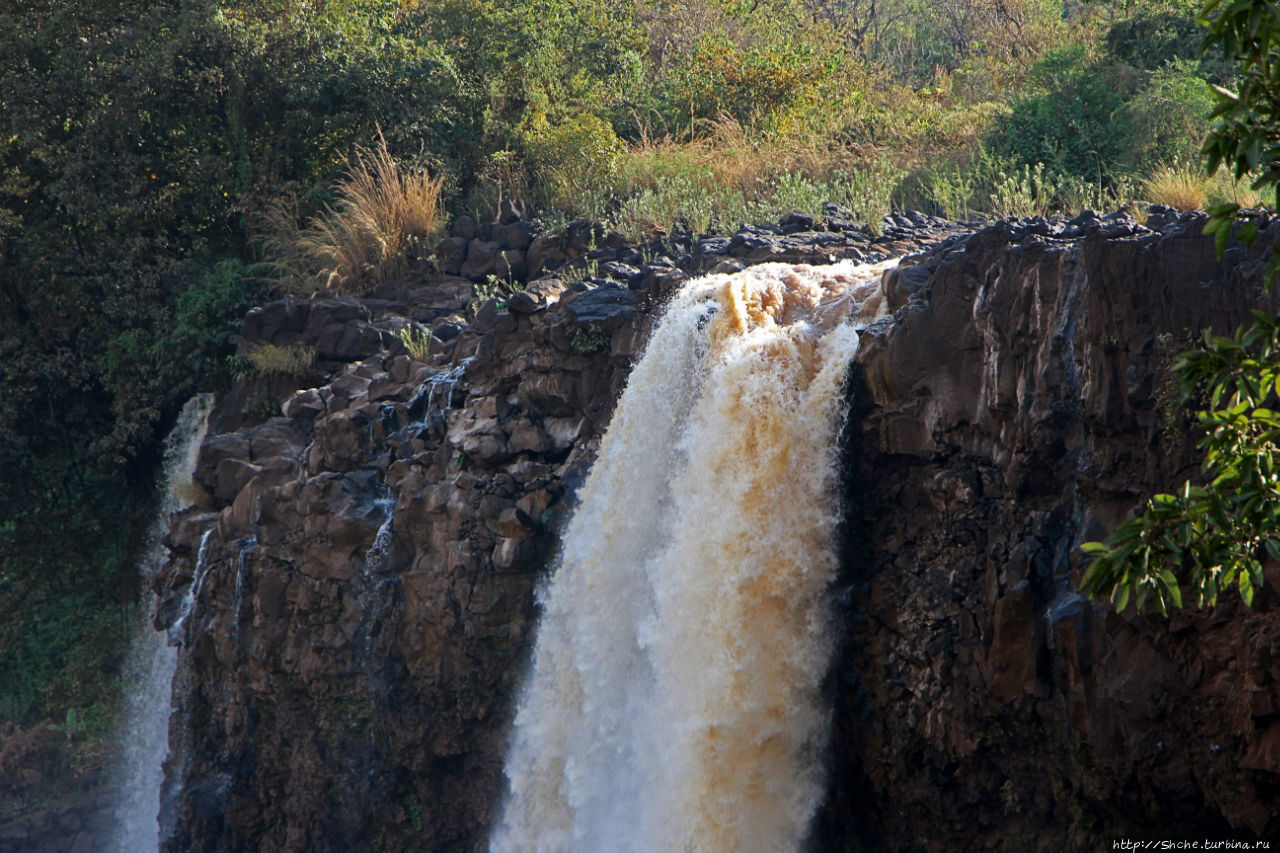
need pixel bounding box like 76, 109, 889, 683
0, 0, 1251, 791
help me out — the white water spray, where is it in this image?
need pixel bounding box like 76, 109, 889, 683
111, 394, 213, 853
492, 260, 893, 853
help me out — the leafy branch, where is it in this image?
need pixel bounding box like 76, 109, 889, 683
1200, 0, 1280, 279
1081, 312, 1280, 612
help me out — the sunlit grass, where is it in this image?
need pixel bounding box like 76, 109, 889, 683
263, 133, 445, 294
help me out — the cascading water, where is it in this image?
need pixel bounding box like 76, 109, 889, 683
492, 260, 894, 853
110, 394, 213, 853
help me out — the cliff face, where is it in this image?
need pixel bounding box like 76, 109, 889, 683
828, 210, 1280, 848
154, 209, 1280, 852
152, 217, 946, 852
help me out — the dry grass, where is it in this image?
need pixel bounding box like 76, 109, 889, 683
264, 133, 445, 293
617, 116, 845, 196
1143, 164, 1208, 211
246, 342, 316, 376
1209, 170, 1265, 209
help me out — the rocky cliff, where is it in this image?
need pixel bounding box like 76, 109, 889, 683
825, 208, 1280, 848
150, 213, 949, 853
151, 207, 1279, 852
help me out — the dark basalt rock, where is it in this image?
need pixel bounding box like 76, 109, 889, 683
563, 283, 637, 329
435, 236, 468, 275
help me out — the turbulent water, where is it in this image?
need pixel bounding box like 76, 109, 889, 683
111, 394, 213, 853
492, 260, 894, 853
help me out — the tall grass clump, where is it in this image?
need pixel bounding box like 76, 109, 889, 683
1143, 164, 1263, 213
612, 173, 747, 238
264, 134, 445, 294
396, 325, 432, 361
1208, 170, 1264, 210
245, 342, 316, 376
984, 161, 1134, 219
1143, 163, 1208, 211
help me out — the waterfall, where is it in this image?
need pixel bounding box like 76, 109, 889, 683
110, 394, 213, 853
492, 260, 893, 853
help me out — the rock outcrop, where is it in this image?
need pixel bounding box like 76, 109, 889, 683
150, 207, 1280, 852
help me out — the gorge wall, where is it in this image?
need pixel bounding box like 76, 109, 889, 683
144, 208, 1279, 851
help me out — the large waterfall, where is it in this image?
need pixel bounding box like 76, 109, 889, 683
110, 394, 213, 853
492, 260, 892, 852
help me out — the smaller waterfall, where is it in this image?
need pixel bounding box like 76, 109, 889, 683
111, 394, 213, 853
400, 359, 469, 440
363, 494, 396, 577
167, 529, 215, 646
232, 536, 257, 633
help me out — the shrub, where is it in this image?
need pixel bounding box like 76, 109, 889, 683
658, 34, 836, 134
569, 326, 611, 354
984, 161, 1134, 219
1104, 1, 1205, 71
987, 46, 1133, 183
1119, 60, 1214, 168
523, 114, 627, 212
988, 162, 1058, 218
396, 325, 432, 361
823, 160, 907, 227
612, 173, 740, 237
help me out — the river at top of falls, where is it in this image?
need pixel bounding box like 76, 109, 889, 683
491, 259, 896, 853
110, 393, 214, 853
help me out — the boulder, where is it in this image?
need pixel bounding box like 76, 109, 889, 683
435, 236, 469, 276
461, 239, 499, 280
564, 283, 637, 330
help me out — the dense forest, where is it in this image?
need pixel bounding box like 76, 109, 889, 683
0, 0, 1247, 806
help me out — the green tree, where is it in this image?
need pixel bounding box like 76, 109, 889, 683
0, 0, 456, 727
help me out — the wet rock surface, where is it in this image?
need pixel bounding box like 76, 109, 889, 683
141, 208, 1280, 852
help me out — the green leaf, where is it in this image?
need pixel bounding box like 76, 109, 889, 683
1241, 568, 1256, 606
1158, 569, 1183, 609
1265, 251, 1280, 291
1113, 583, 1131, 612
